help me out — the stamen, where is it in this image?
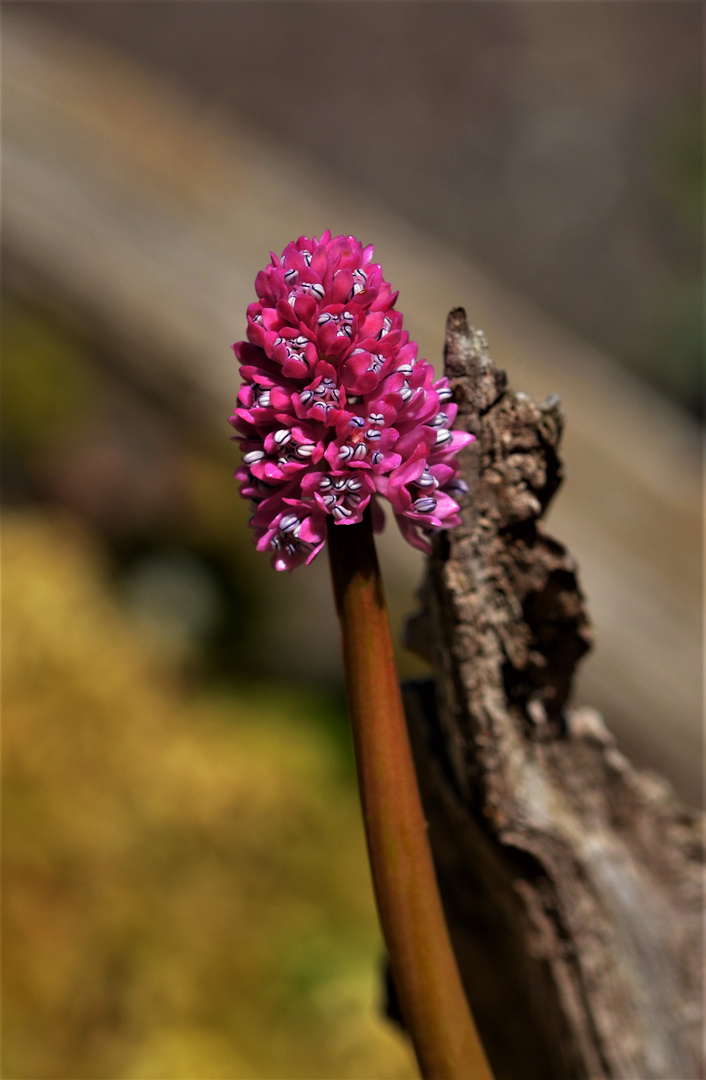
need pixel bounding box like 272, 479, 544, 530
273, 429, 292, 446
349, 269, 367, 299
413, 497, 437, 514
243, 449, 265, 465
435, 429, 452, 445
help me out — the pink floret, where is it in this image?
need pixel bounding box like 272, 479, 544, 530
230, 232, 474, 569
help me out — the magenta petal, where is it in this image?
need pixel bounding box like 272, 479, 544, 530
395, 514, 432, 554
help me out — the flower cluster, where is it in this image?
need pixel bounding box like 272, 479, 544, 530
230, 232, 473, 570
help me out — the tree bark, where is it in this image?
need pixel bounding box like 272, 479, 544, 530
401, 309, 703, 1080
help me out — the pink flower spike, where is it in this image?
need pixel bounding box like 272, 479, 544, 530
230, 234, 472, 568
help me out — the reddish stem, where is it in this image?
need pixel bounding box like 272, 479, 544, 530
327, 511, 493, 1080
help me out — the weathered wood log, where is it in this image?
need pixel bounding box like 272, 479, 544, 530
402, 310, 703, 1080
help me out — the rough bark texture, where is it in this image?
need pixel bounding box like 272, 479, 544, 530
402, 310, 703, 1080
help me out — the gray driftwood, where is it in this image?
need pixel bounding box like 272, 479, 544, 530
402, 310, 703, 1080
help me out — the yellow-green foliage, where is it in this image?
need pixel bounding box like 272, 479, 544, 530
3, 512, 417, 1080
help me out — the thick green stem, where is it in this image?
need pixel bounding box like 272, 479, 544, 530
327, 511, 493, 1080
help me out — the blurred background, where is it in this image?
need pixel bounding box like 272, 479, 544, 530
3, 4, 702, 1078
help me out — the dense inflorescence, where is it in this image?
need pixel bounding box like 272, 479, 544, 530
230, 232, 473, 570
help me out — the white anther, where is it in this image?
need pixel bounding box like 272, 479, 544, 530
430, 413, 447, 427
280, 513, 299, 532
284, 269, 298, 285
437, 387, 453, 403
333, 504, 353, 520
319, 476, 333, 490
368, 413, 384, 426
339, 445, 354, 461
365, 429, 382, 440
243, 450, 265, 465
416, 472, 436, 488
413, 497, 437, 514
353, 444, 368, 460
299, 390, 314, 405
273, 428, 292, 446
346, 477, 362, 491
435, 429, 452, 445
257, 392, 271, 408
295, 443, 316, 458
